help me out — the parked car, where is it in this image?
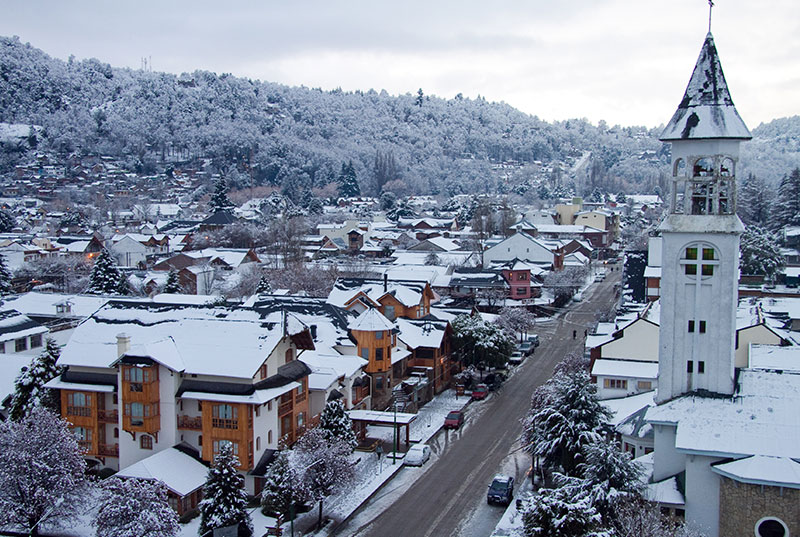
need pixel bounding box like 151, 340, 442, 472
487, 475, 515, 505
573, 291, 583, 302
528, 334, 540, 348
404, 443, 431, 466
444, 410, 465, 429
594, 272, 605, 282
471, 384, 489, 400
508, 351, 524, 365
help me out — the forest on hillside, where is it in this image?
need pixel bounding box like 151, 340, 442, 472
1, 35, 798, 201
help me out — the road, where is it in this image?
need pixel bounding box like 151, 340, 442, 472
336, 268, 622, 537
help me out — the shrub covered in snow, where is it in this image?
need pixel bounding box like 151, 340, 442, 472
0, 407, 88, 535
94, 478, 179, 537
318, 399, 357, 450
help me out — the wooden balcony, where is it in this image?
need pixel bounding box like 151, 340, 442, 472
295, 391, 306, 404
177, 415, 202, 430
77, 440, 92, 453
211, 417, 239, 430
98, 409, 118, 423
278, 400, 293, 416
67, 406, 92, 418
352, 385, 370, 405
98, 443, 119, 457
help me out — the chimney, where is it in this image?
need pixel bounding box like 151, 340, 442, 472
116, 333, 131, 358
383, 273, 388, 293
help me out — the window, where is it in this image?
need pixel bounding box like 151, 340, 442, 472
755, 517, 788, 537
130, 402, 144, 426
682, 242, 718, 280
0, 341, 4, 353
702, 264, 714, 276
517, 272, 528, 281
376, 376, 384, 390
73, 427, 92, 443
637, 381, 652, 391
199, 435, 202, 446
113, 427, 119, 438
685, 247, 698, 260
212, 404, 238, 429
285, 348, 294, 363
687, 361, 694, 373
603, 379, 627, 390
685, 264, 697, 276
376, 348, 384, 361
698, 361, 705, 374
213, 440, 238, 456
260, 364, 267, 379
125, 367, 144, 392
297, 380, 304, 396
297, 412, 305, 428
515, 287, 526, 295
256, 436, 261, 451
376, 331, 383, 340
384, 305, 395, 320
268, 430, 273, 444
360, 348, 369, 360
15, 338, 27, 352
699, 321, 707, 333
702, 248, 715, 261
688, 321, 695, 333
255, 405, 260, 417
30, 334, 42, 348
140, 435, 153, 450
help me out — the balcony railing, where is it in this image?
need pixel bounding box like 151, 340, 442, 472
295, 391, 306, 404
278, 400, 293, 416
98, 443, 119, 457
211, 418, 238, 430
77, 440, 92, 452
67, 406, 92, 417
98, 409, 118, 423
177, 415, 202, 430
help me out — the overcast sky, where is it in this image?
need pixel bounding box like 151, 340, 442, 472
1, 0, 797, 128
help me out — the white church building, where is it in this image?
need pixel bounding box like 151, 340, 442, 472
644, 31, 800, 537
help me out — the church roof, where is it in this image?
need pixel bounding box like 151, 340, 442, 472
660, 33, 751, 141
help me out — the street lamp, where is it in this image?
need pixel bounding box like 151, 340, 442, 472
392, 396, 398, 465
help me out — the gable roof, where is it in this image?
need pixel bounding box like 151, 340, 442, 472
115, 447, 208, 496
660, 33, 751, 141
348, 308, 395, 332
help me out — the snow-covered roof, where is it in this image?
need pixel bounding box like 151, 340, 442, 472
712, 455, 800, 489
347, 409, 417, 425
300, 353, 367, 391
391, 346, 411, 364
660, 33, 751, 141
396, 318, 448, 349
348, 308, 395, 332
0, 354, 36, 405
748, 344, 800, 372
329, 278, 429, 310
0, 309, 48, 342
645, 476, 685, 506
116, 447, 208, 496
59, 301, 289, 379
643, 266, 661, 279
592, 359, 658, 379
603, 390, 655, 427
647, 369, 800, 458
2, 292, 118, 319
44, 377, 116, 393
181, 382, 298, 405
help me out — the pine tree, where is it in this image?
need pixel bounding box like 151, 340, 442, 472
198, 442, 253, 536
775, 168, 800, 230
209, 178, 234, 213
94, 478, 179, 537
738, 173, 772, 227
9, 338, 63, 421
0, 208, 16, 232
740, 225, 784, 278
415, 88, 424, 107
259, 451, 303, 520
318, 400, 357, 450
0, 253, 12, 295
163, 270, 181, 294
336, 161, 360, 198
522, 486, 603, 537
256, 275, 272, 294
87, 248, 122, 295
116, 271, 131, 296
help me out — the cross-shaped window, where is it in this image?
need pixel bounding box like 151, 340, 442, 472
680, 243, 719, 279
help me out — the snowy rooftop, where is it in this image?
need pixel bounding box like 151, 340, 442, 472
300, 353, 367, 391
660, 33, 751, 141
348, 308, 395, 332
348, 409, 416, 425
396, 318, 448, 349
603, 390, 655, 427
329, 278, 429, 309
712, 455, 800, 489
647, 369, 800, 458
592, 359, 658, 379
748, 344, 800, 372
59, 301, 289, 379
116, 447, 208, 496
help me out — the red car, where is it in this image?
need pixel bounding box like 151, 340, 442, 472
471, 384, 489, 401
444, 410, 465, 429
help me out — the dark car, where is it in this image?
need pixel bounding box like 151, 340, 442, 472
471, 384, 489, 401
443, 410, 465, 429
487, 475, 514, 505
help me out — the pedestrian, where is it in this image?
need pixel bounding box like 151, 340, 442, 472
572, 329, 577, 339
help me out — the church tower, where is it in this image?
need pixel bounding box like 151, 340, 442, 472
655, 32, 751, 404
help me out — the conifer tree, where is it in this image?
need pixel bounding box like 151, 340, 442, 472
0, 208, 15, 233
9, 338, 63, 421
209, 178, 234, 213
336, 161, 360, 198
198, 442, 253, 536
0, 253, 12, 295
86, 248, 122, 295
116, 271, 130, 296
163, 270, 181, 294
738, 172, 772, 227
256, 275, 272, 294
318, 399, 357, 450
259, 451, 302, 520
775, 168, 800, 230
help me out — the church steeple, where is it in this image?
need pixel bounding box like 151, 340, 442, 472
660, 33, 751, 141
655, 31, 749, 404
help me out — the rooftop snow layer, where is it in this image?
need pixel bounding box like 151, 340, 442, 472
116, 447, 208, 496
347, 308, 395, 332
660, 33, 751, 141
712, 455, 800, 489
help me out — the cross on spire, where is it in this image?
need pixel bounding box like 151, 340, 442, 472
708, 0, 714, 33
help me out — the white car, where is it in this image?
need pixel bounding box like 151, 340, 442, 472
404, 443, 431, 466
573, 291, 583, 302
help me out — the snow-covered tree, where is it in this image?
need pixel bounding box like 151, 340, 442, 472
424, 252, 440, 266
740, 225, 784, 279
256, 275, 272, 294
260, 451, 304, 520
209, 178, 234, 213
0, 407, 88, 535
0, 208, 16, 232
293, 427, 355, 529
86, 248, 122, 295
8, 338, 62, 421
522, 485, 604, 537
738, 172, 772, 227
775, 168, 800, 230
0, 253, 12, 295
385, 198, 416, 222
116, 271, 131, 296
497, 306, 537, 343
451, 314, 515, 368
609, 497, 702, 537
523, 354, 611, 475
94, 478, 179, 537
379, 191, 397, 211
198, 442, 253, 536
543, 265, 588, 307
163, 270, 182, 294
318, 399, 357, 450
336, 161, 360, 198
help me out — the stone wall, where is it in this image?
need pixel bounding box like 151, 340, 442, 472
719, 476, 799, 537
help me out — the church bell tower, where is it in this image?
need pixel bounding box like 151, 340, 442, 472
655, 32, 752, 403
